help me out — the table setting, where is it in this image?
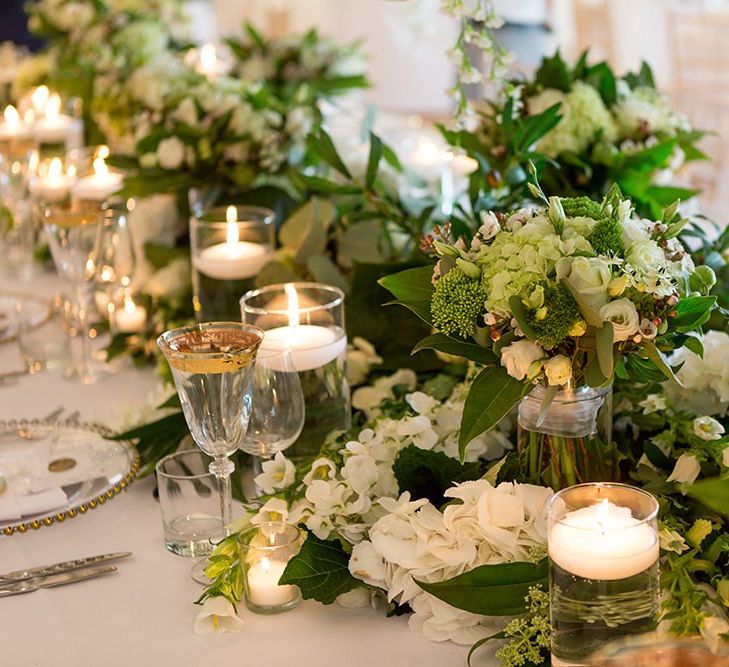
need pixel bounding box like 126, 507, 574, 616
1, 1, 729, 666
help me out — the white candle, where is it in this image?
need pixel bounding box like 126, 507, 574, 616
246, 558, 296, 607
549, 499, 659, 580
33, 93, 82, 146
71, 156, 123, 202
259, 284, 346, 372
30, 157, 75, 203
0, 105, 32, 142
193, 206, 272, 280
114, 295, 147, 333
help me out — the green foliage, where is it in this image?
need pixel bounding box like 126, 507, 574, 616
278, 531, 359, 604
392, 445, 484, 507
412, 333, 496, 366
430, 268, 486, 339
560, 195, 602, 219
588, 215, 624, 256
416, 558, 548, 616
527, 283, 582, 348
688, 478, 729, 519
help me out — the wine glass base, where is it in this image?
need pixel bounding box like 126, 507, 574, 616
191, 558, 212, 585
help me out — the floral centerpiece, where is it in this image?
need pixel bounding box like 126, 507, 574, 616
381, 169, 718, 488
446, 52, 705, 218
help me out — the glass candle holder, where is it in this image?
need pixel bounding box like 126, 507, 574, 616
589, 634, 729, 666
191, 205, 275, 321
29, 92, 84, 157
241, 282, 350, 460
547, 483, 660, 667
238, 521, 302, 614
65, 146, 123, 210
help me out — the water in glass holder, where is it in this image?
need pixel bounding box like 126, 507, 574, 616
547, 483, 661, 666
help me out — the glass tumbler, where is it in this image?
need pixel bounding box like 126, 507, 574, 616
16, 296, 71, 375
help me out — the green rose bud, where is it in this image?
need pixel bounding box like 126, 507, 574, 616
433, 240, 459, 258
456, 258, 481, 279
689, 266, 717, 295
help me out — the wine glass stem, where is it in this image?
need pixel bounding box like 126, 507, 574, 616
210, 457, 234, 537
73, 283, 94, 380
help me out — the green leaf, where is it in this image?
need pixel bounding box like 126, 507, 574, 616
643, 341, 683, 387
595, 322, 615, 379
536, 384, 558, 428
412, 333, 496, 365
365, 132, 383, 190
393, 445, 484, 506
584, 352, 609, 388
308, 129, 352, 179
416, 558, 549, 616
624, 138, 678, 171
379, 265, 435, 302
278, 531, 358, 604
512, 104, 562, 153
458, 367, 528, 460
688, 478, 729, 519
560, 278, 603, 327
306, 254, 349, 293
646, 185, 698, 208
672, 295, 716, 332
508, 295, 541, 341
278, 198, 335, 263
535, 52, 571, 91
683, 335, 704, 358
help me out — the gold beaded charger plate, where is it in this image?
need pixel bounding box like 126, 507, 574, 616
0, 292, 50, 344
0, 418, 139, 536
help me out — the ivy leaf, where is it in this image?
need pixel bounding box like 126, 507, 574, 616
412, 333, 496, 365
416, 558, 549, 616
393, 445, 484, 506
458, 367, 528, 461
279, 531, 358, 604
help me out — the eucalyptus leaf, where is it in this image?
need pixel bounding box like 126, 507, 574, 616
279, 198, 335, 263
595, 322, 615, 379
536, 385, 558, 428
306, 254, 349, 293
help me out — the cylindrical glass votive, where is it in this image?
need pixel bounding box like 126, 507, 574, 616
590, 634, 729, 667
547, 483, 660, 667
191, 205, 275, 321
241, 282, 350, 460
238, 521, 302, 614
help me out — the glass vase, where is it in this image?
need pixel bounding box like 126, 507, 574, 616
517, 384, 616, 490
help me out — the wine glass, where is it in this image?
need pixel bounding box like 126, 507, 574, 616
94, 206, 137, 328
157, 322, 264, 543
38, 203, 103, 384
239, 347, 305, 485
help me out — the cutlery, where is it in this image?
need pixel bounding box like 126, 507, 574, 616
0, 370, 28, 386
0, 565, 117, 597
0, 552, 131, 583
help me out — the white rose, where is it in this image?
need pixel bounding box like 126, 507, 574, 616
156, 136, 186, 170
626, 239, 667, 273
556, 256, 612, 310
693, 416, 725, 441
500, 340, 543, 381
621, 218, 650, 246
600, 299, 640, 342
666, 453, 701, 485
544, 355, 573, 386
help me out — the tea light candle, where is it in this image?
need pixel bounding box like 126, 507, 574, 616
193, 206, 272, 280
0, 105, 32, 143
33, 93, 82, 146
246, 557, 296, 607
71, 155, 123, 202
30, 157, 75, 203
549, 499, 659, 580
260, 284, 347, 372
115, 294, 147, 333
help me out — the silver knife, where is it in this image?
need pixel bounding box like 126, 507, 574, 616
0, 565, 117, 598
0, 552, 131, 583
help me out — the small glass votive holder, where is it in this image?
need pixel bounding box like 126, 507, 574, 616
547, 483, 660, 667
16, 296, 72, 375
156, 450, 222, 558
241, 282, 350, 460
190, 204, 275, 321
589, 634, 729, 666
238, 521, 302, 614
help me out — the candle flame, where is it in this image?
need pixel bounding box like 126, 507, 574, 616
123, 294, 136, 314
3, 105, 19, 127
260, 556, 271, 573
46, 93, 61, 121
49, 157, 63, 179
97, 145, 110, 160
285, 283, 299, 327
225, 205, 239, 246
596, 498, 610, 535
200, 43, 218, 72
31, 85, 49, 112
93, 156, 109, 177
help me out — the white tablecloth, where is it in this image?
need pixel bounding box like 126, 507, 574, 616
0, 272, 489, 667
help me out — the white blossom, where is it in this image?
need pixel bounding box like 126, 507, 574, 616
254, 453, 296, 494
667, 453, 701, 485
193, 597, 244, 635
693, 416, 725, 441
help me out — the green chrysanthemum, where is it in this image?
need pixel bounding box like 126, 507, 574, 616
588, 216, 624, 256
561, 196, 602, 220
431, 268, 486, 339
527, 282, 582, 348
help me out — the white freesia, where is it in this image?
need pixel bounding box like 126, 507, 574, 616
193, 597, 244, 635
556, 256, 612, 310
693, 416, 725, 441
639, 394, 667, 415
254, 452, 296, 494
544, 355, 572, 387
156, 136, 186, 169
666, 453, 701, 485
352, 369, 417, 419
500, 340, 543, 381
600, 299, 640, 342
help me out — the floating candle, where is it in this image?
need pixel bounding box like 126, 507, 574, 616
33, 93, 82, 147
71, 154, 123, 202
114, 294, 147, 333
30, 157, 75, 203
549, 499, 659, 580
0, 105, 32, 143
193, 205, 272, 280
